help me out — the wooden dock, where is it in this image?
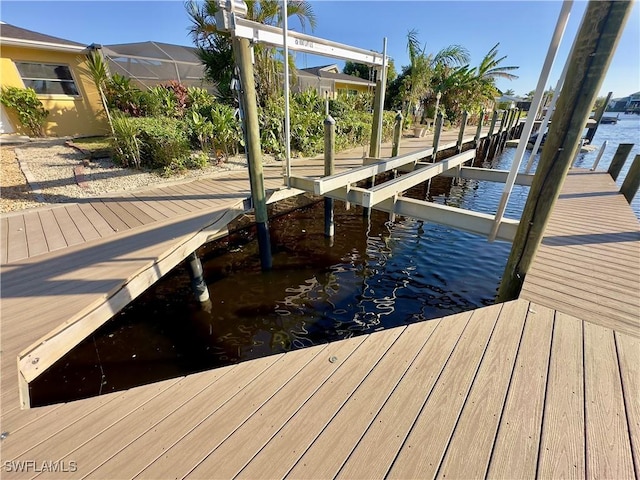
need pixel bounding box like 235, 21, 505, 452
1, 132, 638, 478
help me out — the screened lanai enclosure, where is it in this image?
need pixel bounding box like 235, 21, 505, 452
100, 41, 216, 92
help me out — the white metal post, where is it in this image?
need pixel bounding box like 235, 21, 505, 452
282, 0, 292, 187
591, 140, 608, 171
488, 0, 573, 242
527, 5, 587, 172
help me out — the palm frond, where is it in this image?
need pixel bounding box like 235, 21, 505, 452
432, 45, 470, 67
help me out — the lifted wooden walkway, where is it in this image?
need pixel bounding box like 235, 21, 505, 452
1, 137, 638, 478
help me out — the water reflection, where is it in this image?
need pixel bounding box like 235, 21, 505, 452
31, 152, 529, 406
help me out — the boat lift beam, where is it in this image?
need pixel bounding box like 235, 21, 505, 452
299, 146, 436, 196
289, 175, 518, 242
439, 166, 535, 186
225, 15, 387, 66
289, 150, 518, 242
361, 150, 475, 208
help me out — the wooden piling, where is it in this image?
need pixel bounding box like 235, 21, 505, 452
187, 252, 210, 302
585, 91, 613, 143
497, 0, 634, 302
369, 72, 383, 159
474, 109, 484, 148
482, 110, 499, 161
324, 115, 336, 237
392, 111, 403, 158
232, 37, 272, 270
510, 109, 523, 139
432, 113, 444, 162
608, 143, 633, 181
457, 111, 468, 154
489, 110, 508, 159
620, 154, 640, 203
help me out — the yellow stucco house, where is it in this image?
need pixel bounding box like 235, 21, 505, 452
296, 64, 375, 98
0, 23, 107, 137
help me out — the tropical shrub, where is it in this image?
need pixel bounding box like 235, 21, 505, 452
110, 112, 141, 168
186, 86, 215, 111
187, 110, 215, 152
161, 151, 210, 177
0, 86, 49, 136
209, 104, 243, 160
105, 74, 148, 117
131, 117, 190, 168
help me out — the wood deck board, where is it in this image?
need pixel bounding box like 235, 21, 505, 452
77, 203, 116, 238
37, 367, 237, 480
525, 258, 639, 296
337, 312, 470, 479
155, 185, 210, 211
137, 345, 327, 479
185, 335, 369, 479
523, 274, 639, 317
22, 211, 48, 258
285, 321, 438, 479
237, 327, 405, 480
6, 214, 28, 262
521, 285, 638, 338
110, 198, 156, 226
614, 332, 640, 476
522, 170, 640, 338
537, 312, 585, 479
65, 204, 101, 243
386, 304, 501, 479
85, 356, 281, 480
122, 195, 169, 222
531, 250, 639, 283
116, 194, 167, 223
487, 302, 554, 479
584, 322, 635, 478
437, 300, 528, 479
51, 206, 85, 247
91, 201, 130, 232
99, 200, 145, 230
0, 137, 637, 479
1, 216, 8, 264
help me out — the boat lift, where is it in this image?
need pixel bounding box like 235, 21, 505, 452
216, 0, 521, 245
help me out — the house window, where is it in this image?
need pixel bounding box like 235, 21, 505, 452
15, 62, 79, 96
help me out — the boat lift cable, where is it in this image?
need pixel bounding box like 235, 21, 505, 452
488, 0, 573, 242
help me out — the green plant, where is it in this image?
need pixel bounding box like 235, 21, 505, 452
85, 50, 114, 133
147, 85, 178, 118
161, 151, 210, 177
209, 104, 242, 160
132, 116, 190, 168
186, 86, 215, 111
0, 86, 49, 136
72, 136, 113, 158
110, 113, 141, 168
188, 110, 215, 151
105, 74, 148, 117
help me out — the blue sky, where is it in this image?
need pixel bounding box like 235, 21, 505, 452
2, 1, 639, 98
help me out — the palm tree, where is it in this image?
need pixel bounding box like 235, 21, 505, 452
186, 0, 316, 104
85, 50, 114, 134
476, 43, 519, 83
400, 29, 469, 122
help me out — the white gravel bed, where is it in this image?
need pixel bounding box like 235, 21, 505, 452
9, 139, 276, 208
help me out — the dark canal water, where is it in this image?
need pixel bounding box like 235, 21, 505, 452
31, 114, 639, 406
